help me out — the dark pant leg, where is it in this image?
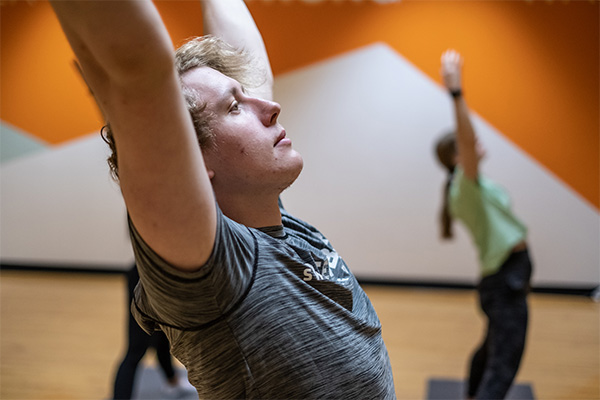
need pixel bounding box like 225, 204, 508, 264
474, 250, 532, 400
467, 328, 489, 398
152, 331, 176, 380
113, 266, 153, 400
477, 295, 528, 399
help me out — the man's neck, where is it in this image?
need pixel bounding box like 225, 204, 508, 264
216, 192, 282, 228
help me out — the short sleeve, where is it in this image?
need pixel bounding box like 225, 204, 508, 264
449, 168, 484, 230
129, 205, 257, 330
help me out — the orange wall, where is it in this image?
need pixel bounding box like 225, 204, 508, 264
1, 0, 598, 209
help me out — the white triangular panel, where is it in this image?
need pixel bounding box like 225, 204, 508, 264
1, 133, 133, 269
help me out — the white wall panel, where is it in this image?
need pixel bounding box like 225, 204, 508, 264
1, 133, 133, 270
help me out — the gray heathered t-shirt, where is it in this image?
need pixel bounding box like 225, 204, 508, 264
129, 204, 396, 399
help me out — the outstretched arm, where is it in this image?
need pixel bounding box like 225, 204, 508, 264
200, 0, 274, 101
51, 0, 216, 271
440, 49, 480, 181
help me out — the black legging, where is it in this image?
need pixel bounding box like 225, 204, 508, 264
467, 249, 533, 399
113, 266, 176, 400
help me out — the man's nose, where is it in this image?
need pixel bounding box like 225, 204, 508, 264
258, 98, 281, 126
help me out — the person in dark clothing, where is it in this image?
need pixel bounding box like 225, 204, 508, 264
112, 265, 196, 399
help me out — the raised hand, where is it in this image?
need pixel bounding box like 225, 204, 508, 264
440, 49, 463, 93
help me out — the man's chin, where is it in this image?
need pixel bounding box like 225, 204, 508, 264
279, 162, 303, 192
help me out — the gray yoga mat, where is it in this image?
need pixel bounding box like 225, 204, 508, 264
426, 378, 535, 400
132, 366, 199, 400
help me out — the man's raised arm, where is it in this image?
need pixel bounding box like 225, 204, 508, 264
200, 0, 274, 101
51, 0, 216, 271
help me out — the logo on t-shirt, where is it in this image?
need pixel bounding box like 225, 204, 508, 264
302, 248, 349, 283
303, 259, 326, 281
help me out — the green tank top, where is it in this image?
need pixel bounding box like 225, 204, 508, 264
449, 167, 527, 276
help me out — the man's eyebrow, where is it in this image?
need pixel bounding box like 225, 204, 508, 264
215, 82, 247, 109
220, 84, 245, 101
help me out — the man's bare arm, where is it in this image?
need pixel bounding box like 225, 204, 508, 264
201, 0, 274, 101
51, 0, 216, 271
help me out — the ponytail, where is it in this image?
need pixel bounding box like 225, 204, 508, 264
440, 170, 454, 239
434, 132, 457, 240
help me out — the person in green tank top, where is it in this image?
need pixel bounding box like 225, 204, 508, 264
434, 49, 533, 400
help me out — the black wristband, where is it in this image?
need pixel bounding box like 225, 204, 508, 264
450, 89, 462, 98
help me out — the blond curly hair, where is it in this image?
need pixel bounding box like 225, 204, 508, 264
102, 35, 263, 180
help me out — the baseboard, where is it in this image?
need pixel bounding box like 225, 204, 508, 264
357, 277, 598, 297
2, 263, 597, 297
0, 263, 127, 275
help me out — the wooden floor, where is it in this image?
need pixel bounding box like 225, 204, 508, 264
1, 270, 598, 400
